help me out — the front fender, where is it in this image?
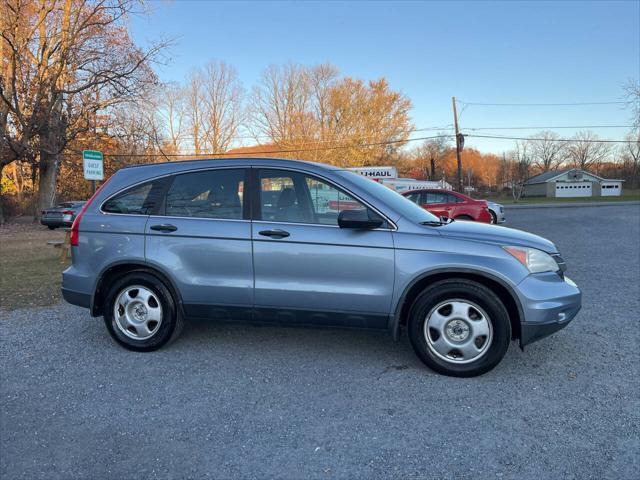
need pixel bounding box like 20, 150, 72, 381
389, 246, 528, 340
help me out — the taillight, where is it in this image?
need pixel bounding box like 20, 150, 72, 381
62, 210, 74, 215
70, 177, 111, 247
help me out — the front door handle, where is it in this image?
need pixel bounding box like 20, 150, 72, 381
150, 223, 177, 232
259, 229, 290, 239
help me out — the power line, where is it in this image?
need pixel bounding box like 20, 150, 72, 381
67, 134, 456, 158
463, 125, 633, 131
466, 133, 630, 144
164, 124, 454, 143
457, 99, 633, 107
69, 130, 633, 158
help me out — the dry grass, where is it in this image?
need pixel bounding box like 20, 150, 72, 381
0, 223, 69, 311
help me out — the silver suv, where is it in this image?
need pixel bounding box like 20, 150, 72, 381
62, 158, 581, 377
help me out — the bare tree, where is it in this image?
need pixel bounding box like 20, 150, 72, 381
185, 69, 206, 155
509, 140, 532, 201
308, 63, 339, 160
411, 135, 450, 180
200, 60, 244, 153
158, 82, 187, 153
529, 131, 566, 172
249, 63, 313, 148
620, 132, 640, 189
0, 0, 166, 217
624, 79, 640, 133
567, 131, 611, 170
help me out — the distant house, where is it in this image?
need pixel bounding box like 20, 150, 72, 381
523, 168, 623, 198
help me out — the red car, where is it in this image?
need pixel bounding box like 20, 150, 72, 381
402, 189, 492, 223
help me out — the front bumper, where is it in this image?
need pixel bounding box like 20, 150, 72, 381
489, 207, 506, 224
517, 273, 581, 347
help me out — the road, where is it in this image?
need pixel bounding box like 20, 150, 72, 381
2, 204, 639, 479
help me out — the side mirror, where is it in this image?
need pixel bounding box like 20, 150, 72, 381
338, 209, 384, 229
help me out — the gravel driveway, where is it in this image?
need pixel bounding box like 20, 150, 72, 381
2, 204, 639, 479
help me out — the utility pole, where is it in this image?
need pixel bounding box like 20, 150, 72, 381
452, 96, 463, 192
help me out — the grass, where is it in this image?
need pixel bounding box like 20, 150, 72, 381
0, 223, 69, 311
484, 189, 640, 205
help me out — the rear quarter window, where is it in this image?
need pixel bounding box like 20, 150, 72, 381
102, 179, 166, 215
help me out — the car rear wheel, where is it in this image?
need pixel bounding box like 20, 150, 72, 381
408, 279, 511, 377
103, 272, 183, 351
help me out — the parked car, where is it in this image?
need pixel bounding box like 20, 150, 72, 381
486, 200, 506, 224
402, 189, 493, 223
40, 201, 86, 229
62, 158, 581, 377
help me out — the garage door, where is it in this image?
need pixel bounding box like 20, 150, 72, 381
555, 182, 592, 198
600, 183, 622, 197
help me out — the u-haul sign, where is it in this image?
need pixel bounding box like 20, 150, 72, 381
348, 166, 397, 181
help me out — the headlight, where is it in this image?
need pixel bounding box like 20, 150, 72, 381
503, 246, 559, 273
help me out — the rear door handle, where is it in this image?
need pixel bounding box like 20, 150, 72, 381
150, 223, 177, 232
258, 229, 290, 238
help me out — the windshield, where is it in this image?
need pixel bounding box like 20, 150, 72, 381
337, 171, 440, 223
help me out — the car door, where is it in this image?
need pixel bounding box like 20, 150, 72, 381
145, 168, 254, 320
251, 168, 395, 329
443, 192, 462, 218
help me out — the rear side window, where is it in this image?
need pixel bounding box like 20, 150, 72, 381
446, 193, 461, 203
163, 169, 245, 219
102, 181, 164, 215
426, 192, 447, 204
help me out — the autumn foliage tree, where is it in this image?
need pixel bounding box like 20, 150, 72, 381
249, 63, 413, 166
0, 0, 165, 219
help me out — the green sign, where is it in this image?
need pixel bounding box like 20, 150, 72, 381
83, 150, 104, 180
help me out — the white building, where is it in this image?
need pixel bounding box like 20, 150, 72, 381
523, 168, 623, 198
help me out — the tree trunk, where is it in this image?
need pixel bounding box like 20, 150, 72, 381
0, 163, 5, 225
36, 148, 59, 219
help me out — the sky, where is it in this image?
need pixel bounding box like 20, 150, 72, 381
130, 0, 640, 153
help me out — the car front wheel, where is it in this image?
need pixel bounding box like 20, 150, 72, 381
103, 272, 183, 351
408, 279, 511, 377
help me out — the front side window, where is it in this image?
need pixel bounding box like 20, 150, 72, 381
259, 169, 374, 226
164, 169, 245, 219
103, 182, 159, 215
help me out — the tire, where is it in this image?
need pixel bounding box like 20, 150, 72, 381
47, 226, 56, 230
489, 211, 497, 224
408, 279, 511, 377
103, 272, 184, 351
455, 215, 474, 221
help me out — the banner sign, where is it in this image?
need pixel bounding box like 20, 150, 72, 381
348, 166, 397, 181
